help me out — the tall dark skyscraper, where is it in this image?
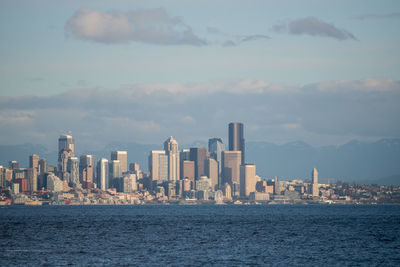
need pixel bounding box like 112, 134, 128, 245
190, 147, 207, 180
228, 122, 245, 165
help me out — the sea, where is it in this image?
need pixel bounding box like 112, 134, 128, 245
1, 204, 400, 266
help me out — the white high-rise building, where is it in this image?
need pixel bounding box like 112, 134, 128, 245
312, 168, 319, 197
240, 164, 257, 197
205, 158, 218, 191
97, 158, 109, 191
164, 136, 180, 181
149, 150, 167, 182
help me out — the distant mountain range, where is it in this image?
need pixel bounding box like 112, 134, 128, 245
1, 139, 399, 185
246, 139, 400, 184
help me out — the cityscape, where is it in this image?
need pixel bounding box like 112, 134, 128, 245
1, 122, 399, 205
1, 2, 400, 265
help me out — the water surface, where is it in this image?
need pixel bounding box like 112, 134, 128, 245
1, 205, 399, 266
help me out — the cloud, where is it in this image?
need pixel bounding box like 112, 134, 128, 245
308, 78, 400, 92
273, 17, 357, 40
206, 25, 270, 46
65, 8, 206, 46
240, 34, 271, 42
222, 40, 236, 47
207, 27, 222, 34
221, 35, 271, 47
353, 13, 400, 20
0, 78, 399, 150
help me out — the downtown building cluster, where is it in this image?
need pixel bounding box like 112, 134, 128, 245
1, 122, 400, 205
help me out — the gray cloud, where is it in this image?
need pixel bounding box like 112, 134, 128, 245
0, 78, 399, 151
206, 25, 270, 46
221, 35, 271, 47
353, 12, 400, 20
65, 8, 206, 46
240, 34, 271, 42
207, 27, 222, 34
222, 40, 236, 47
273, 17, 357, 40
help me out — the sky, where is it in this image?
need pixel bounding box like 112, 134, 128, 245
0, 0, 399, 151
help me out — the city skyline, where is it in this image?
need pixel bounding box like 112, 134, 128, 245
2, 121, 399, 206
1, 2, 399, 266
0, 1, 399, 150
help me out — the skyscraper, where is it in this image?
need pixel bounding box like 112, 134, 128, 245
58, 134, 75, 180
97, 158, 109, 191
0, 166, 5, 188
27, 167, 37, 193
312, 168, 319, 197
180, 149, 190, 161
109, 160, 122, 188
80, 155, 95, 170
228, 122, 245, 164
181, 160, 195, 189
240, 164, 257, 197
149, 150, 168, 182
222, 150, 241, 186
111, 151, 127, 173
205, 158, 218, 190
208, 138, 224, 184
190, 147, 207, 180
79, 155, 95, 188
58, 134, 75, 161
59, 149, 73, 180
38, 158, 47, 189
67, 157, 79, 187
29, 154, 40, 189
164, 136, 180, 181
29, 154, 39, 170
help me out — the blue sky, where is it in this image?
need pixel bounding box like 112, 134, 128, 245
0, 0, 399, 150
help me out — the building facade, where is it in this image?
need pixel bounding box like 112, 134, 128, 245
164, 136, 180, 181
67, 157, 79, 187
205, 158, 218, 190
190, 147, 207, 180
97, 158, 109, 191
58, 134, 75, 161
111, 151, 127, 173
240, 164, 257, 197
208, 138, 224, 184
312, 168, 319, 197
222, 150, 242, 186
228, 122, 245, 165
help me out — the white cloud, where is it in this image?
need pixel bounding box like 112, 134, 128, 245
66, 8, 133, 43
65, 8, 206, 46
128, 78, 295, 97
310, 78, 400, 92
